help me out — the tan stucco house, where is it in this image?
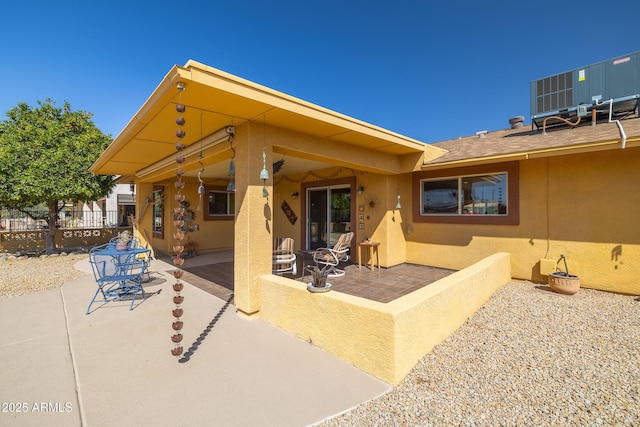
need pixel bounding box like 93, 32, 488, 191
91, 60, 640, 384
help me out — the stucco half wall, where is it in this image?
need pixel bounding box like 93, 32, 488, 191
258, 252, 511, 384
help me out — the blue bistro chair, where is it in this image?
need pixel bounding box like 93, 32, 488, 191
129, 237, 152, 282
87, 246, 145, 314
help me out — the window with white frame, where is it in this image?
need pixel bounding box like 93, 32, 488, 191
421, 173, 507, 216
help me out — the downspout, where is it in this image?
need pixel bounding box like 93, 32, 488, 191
596, 99, 627, 149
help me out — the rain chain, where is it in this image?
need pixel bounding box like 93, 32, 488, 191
171, 82, 187, 357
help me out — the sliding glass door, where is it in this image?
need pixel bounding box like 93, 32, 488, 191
307, 185, 351, 250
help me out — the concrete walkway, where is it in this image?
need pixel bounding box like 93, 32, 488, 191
0, 255, 390, 427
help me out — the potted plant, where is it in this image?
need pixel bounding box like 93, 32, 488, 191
184, 240, 199, 258
115, 230, 132, 251
548, 253, 580, 295
306, 265, 331, 293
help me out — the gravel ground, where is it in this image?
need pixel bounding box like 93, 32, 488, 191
0, 252, 89, 299
320, 282, 640, 427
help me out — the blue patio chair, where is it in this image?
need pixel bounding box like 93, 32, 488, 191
129, 237, 152, 282
87, 249, 145, 314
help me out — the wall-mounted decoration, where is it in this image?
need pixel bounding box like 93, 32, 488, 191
174, 200, 197, 233
281, 200, 298, 225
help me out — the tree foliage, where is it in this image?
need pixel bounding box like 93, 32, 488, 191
0, 99, 115, 252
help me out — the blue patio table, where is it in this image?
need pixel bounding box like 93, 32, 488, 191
86, 246, 149, 314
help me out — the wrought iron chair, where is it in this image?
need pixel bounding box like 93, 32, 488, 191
272, 237, 297, 275
312, 231, 354, 277
87, 247, 145, 314
129, 237, 152, 282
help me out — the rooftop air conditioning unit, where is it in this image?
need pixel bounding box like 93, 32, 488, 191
530, 51, 640, 128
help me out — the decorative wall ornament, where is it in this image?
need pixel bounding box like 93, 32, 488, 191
280, 200, 297, 225
273, 159, 285, 175
171, 81, 186, 358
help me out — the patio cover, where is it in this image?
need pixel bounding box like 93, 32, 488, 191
90, 60, 443, 181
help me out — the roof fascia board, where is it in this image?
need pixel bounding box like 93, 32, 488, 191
136, 125, 233, 181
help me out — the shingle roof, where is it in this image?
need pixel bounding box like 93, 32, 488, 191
425, 113, 640, 166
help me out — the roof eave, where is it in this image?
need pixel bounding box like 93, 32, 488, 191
422, 137, 639, 170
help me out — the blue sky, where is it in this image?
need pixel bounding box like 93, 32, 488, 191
2, 1, 639, 144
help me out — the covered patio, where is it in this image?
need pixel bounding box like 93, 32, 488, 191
90, 60, 442, 318
160, 249, 458, 303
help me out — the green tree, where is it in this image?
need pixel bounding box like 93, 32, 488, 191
0, 99, 115, 253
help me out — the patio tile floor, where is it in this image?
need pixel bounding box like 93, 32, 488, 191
178, 257, 456, 303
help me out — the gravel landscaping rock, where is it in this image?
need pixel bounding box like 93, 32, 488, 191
0, 252, 89, 299
320, 282, 640, 426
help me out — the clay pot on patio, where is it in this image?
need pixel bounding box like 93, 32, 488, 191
548, 254, 580, 295
171, 346, 183, 356
548, 272, 580, 295
173, 282, 184, 292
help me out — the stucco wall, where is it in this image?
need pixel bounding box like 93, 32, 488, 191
259, 252, 511, 384
139, 179, 235, 256
406, 148, 640, 295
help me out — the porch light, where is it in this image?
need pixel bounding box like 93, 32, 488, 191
396, 194, 401, 209
130, 181, 135, 196
291, 191, 299, 199
357, 185, 364, 195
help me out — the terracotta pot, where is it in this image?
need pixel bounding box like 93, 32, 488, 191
171, 334, 183, 343
548, 272, 580, 295
173, 282, 184, 292
173, 296, 184, 305
171, 346, 183, 356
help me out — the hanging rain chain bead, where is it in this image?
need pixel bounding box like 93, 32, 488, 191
171, 82, 186, 357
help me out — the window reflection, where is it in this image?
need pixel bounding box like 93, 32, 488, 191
421, 173, 507, 216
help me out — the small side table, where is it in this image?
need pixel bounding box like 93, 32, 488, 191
358, 241, 380, 271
